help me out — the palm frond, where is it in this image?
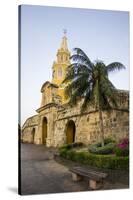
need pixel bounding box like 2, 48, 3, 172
100, 93, 112, 109
73, 48, 93, 69
70, 54, 91, 68
81, 89, 94, 112
67, 63, 92, 74
65, 76, 90, 99
67, 81, 89, 106
62, 62, 92, 84
99, 75, 118, 108
106, 62, 125, 73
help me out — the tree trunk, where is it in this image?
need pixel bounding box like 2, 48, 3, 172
99, 108, 104, 147
97, 78, 104, 147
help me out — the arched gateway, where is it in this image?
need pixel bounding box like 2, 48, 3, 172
66, 120, 76, 144
42, 117, 47, 144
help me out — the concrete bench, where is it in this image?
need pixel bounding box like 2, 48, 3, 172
69, 166, 108, 190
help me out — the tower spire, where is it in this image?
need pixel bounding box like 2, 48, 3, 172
60, 29, 68, 50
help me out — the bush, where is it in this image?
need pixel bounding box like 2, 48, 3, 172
59, 149, 129, 170
88, 142, 115, 155
59, 148, 68, 158
114, 138, 129, 157
114, 146, 129, 157
59, 142, 83, 151
59, 144, 72, 151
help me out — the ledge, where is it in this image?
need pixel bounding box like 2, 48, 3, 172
36, 103, 59, 113
56, 108, 129, 121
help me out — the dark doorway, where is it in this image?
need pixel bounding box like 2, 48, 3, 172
42, 117, 47, 144
31, 128, 35, 144
66, 120, 75, 144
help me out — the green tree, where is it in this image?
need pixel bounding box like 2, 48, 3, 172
63, 48, 125, 146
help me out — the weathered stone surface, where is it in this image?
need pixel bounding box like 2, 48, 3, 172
21, 93, 129, 147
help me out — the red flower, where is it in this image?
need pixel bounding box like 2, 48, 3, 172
117, 138, 129, 149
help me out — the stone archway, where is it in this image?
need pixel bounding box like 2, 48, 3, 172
42, 117, 47, 144
66, 120, 76, 144
31, 128, 35, 144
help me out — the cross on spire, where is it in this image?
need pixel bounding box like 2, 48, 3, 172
59, 29, 68, 50
63, 29, 67, 36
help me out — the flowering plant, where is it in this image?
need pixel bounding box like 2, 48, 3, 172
117, 138, 129, 149
114, 138, 129, 157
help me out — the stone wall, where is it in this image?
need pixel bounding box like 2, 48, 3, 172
53, 90, 129, 146
21, 115, 39, 143
53, 105, 129, 147
22, 90, 129, 147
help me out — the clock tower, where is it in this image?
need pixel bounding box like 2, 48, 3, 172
52, 30, 71, 103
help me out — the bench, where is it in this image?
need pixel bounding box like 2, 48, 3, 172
69, 166, 108, 190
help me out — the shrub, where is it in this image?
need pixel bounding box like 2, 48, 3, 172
59, 142, 83, 151
114, 146, 129, 157
59, 149, 129, 170
66, 150, 76, 160
59, 148, 68, 158
59, 144, 72, 150
88, 142, 115, 155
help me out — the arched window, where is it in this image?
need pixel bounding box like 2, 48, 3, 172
58, 67, 62, 77
52, 70, 55, 78
61, 55, 63, 62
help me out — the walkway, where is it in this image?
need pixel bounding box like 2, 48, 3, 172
20, 144, 88, 195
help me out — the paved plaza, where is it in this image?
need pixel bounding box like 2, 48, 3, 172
20, 144, 88, 195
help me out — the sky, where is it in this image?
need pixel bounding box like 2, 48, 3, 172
20, 5, 129, 125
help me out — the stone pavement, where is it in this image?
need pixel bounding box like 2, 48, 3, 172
20, 144, 88, 195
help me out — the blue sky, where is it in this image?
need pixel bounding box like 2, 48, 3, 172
20, 5, 129, 125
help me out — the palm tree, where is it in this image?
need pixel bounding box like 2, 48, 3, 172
63, 48, 125, 146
